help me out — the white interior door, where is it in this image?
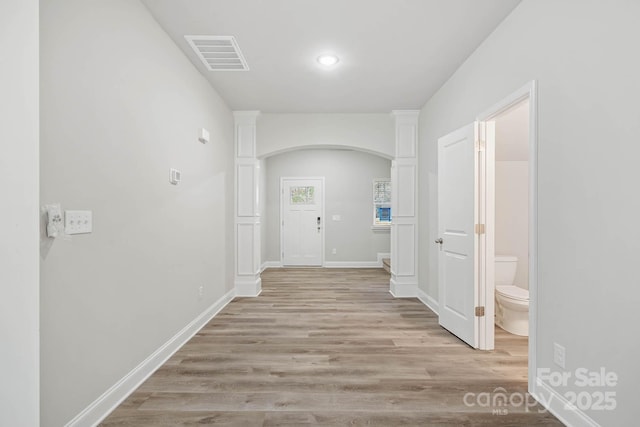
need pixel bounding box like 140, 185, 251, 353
437, 123, 479, 348
281, 178, 324, 266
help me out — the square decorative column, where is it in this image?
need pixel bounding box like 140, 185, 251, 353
390, 110, 419, 297
234, 111, 261, 296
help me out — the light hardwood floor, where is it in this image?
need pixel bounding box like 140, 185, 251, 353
101, 268, 561, 426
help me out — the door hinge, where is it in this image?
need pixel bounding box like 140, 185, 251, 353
475, 306, 485, 317
475, 139, 486, 152
475, 224, 485, 234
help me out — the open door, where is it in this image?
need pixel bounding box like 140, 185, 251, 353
437, 123, 480, 348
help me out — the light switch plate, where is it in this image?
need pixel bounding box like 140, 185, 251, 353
170, 168, 181, 185
553, 342, 566, 369
65, 210, 92, 234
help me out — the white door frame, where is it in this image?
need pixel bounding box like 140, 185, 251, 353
280, 176, 326, 267
476, 81, 538, 392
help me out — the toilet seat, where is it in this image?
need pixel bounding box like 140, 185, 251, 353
496, 285, 529, 301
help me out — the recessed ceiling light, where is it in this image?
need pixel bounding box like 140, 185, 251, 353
317, 54, 339, 67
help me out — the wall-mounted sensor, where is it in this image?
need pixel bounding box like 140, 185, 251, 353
198, 128, 210, 144
45, 203, 63, 238
169, 168, 181, 185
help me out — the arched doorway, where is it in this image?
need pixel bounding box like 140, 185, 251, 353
233, 111, 419, 298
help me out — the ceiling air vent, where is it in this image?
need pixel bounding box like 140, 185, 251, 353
184, 36, 249, 71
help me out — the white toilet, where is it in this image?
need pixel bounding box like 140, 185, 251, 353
495, 255, 529, 336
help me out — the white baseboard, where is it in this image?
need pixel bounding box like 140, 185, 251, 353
65, 288, 236, 427
532, 380, 600, 427
263, 256, 389, 270
389, 278, 417, 297
261, 261, 282, 272
324, 261, 381, 268
416, 288, 439, 315
235, 276, 262, 297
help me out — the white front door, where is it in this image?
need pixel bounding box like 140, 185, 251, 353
281, 178, 324, 266
437, 123, 479, 348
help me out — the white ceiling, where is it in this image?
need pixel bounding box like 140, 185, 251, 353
141, 0, 521, 113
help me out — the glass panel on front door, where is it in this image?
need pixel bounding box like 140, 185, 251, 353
290, 186, 315, 205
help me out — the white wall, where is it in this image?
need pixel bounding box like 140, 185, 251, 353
495, 161, 528, 288
265, 149, 391, 264
0, 0, 40, 425
40, 0, 234, 425
257, 113, 394, 159
418, 1, 640, 424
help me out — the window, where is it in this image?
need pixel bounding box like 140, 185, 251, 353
290, 186, 315, 205
373, 179, 391, 226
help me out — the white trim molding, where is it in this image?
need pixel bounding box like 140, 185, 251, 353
324, 253, 391, 269
390, 110, 419, 298
262, 259, 388, 270
532, 380, 601, 427
260, 261, 282, 272
65, 289, 236, 427
234, 111, 262, 296
324, 261, 381, 268
417, 288, 439, 315
235, 277, 262, 297
389, 278, 417, 298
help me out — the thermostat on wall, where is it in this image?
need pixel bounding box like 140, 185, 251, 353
169, 168, 181, 185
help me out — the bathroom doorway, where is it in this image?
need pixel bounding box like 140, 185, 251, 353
492, 99, 530, 340
477, 81, 537, 391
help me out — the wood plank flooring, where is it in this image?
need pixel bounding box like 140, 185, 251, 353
101, 268, 561, 426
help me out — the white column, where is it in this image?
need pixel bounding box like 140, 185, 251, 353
390, 110, 419, 297
234, 111, 261, 296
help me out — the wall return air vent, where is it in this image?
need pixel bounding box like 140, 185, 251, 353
185, 36, 249, 71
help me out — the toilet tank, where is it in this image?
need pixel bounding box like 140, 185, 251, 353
495, 255, 518, 286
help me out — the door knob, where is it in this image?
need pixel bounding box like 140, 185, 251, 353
435, 238, 443, 244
